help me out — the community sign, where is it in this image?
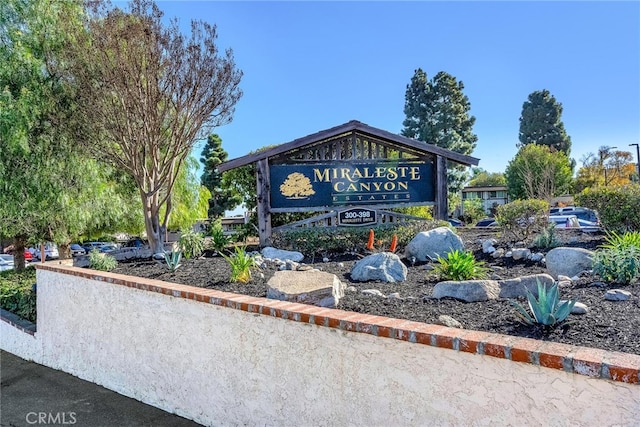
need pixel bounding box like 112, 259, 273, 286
270, 160, 434, 209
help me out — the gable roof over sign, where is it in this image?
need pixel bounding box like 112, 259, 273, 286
217, 120, 480, 172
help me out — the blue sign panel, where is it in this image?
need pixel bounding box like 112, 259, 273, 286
269, 161, 434, 209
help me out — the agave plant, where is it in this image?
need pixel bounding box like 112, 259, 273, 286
511, 280, 576, 326
164, 250, 182, 272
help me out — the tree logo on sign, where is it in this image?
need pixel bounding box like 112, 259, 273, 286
280, 172, 316, 199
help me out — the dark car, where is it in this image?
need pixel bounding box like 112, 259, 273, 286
475, 218, 498, 227
70, 244, 86, 257
448, 218, 464, 227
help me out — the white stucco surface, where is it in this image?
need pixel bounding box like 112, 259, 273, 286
2, 268, 639, 426
0, 319, 41, 362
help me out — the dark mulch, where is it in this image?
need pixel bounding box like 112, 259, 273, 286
112, 229, 640, 356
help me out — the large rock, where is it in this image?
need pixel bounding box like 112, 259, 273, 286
404, 227, 464, 262
261, 247, 304, 262
267, 270, 344, 308
545, 247, 594, 279
350, 253, 407, 283
498, 274, 555, 298
432, 280, 500, 302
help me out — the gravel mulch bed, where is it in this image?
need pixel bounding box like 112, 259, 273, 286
112, 229, 640, 355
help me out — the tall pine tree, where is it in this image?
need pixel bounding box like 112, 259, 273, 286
200, 134, 242, 219
401, 69, 478, 207
518, 89, 572, 155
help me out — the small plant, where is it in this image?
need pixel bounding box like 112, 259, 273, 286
179, 229, 205, 259
593, 246, 640, 284
511, 281, 576, 326
88, 249, 117, 272
532, 223, 561, 249
495, 199, 549, 243
433, 250, 489, 281
208, 221, 232, 254
600, 231, 640, 251
164, 250, 182, 272
221, 246, 255, 283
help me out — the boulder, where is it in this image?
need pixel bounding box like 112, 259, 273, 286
437, 315, 463, 328
350, 253, 407, 283
498, 274, 555, 299
545, 247, 594, 279
432, 280, 500, 302
511, 248, 531, 261
261, 247, 304, 262
267, 270, 344, 308
405, 227, 465, 262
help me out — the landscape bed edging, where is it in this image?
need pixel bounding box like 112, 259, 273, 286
35, 264, 640, 385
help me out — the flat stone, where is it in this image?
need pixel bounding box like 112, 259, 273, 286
437, 315, 463, 328
432, 280, 500, 302
261, 247, 304, 262
498, 274, 555, 299
362, 289, 384, 297
605, 289, 632, 301
570, 302, 589, 314
267, 270, 344, 307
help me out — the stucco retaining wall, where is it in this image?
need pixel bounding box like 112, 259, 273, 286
1, 265, 639, 426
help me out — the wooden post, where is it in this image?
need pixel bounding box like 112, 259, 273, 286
434, 155, 448, 220
256, 158, 272, 247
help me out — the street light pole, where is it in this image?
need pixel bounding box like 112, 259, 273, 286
630, 143, 640, 181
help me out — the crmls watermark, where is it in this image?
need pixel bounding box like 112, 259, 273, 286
25, 412, 77, 425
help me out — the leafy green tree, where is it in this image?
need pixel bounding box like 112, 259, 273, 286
200, 134, 242, 219
69, 0, 243, 254
518, 89, 572, 156
401, 69, 478, 204
505, 144, 573, 201
468, 168, 506, 187
168, 155, 211, 232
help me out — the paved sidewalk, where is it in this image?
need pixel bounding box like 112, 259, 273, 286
1, 351, 202, 427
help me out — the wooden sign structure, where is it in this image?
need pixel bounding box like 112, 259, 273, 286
217, 120, 479, 246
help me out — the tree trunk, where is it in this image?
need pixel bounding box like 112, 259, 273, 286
13, 235, 27, 272
58, 242, 71, 260
142, 192, 166, 255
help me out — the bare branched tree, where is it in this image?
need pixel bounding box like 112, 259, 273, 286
71, 0, 242, 253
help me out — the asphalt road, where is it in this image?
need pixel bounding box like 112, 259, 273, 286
0, 351, 202, 427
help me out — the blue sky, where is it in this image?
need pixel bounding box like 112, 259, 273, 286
152, 1, 639, 174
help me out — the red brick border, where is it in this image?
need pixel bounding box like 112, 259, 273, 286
36, 265, 640, 384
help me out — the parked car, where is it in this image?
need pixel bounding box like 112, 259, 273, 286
448, 218, 464, 227
33, 243, 59, 260
123, 237, 147, 248
475, 218, 498, 227
70, 244, 86, 257
0, 254, 14, 272
82, 242, 108, 253
98, 244, 118, 253
549, 215, 580, 229
23, 250, 33, 261
549, 207, 599, 224
3, 245, 33, 262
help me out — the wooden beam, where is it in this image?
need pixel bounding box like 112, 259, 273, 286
434, 155, 448, 220
256, 159, 272, 246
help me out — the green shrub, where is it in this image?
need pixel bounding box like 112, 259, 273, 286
221, 246, 255, 283
179, 229, 205, 259
575, 184, 640, 232
532, 223, 561, 249
593, 247, 640, 284
271, 220, 446, 257
164, 250, 182, 272
495, 199, 549, 242
511, 281, 576, 326
208, 220, 233, 253
0, 268, 37, 322
433, 250, 489, 281
461, 198, 486, 226
88, 249, 117, 271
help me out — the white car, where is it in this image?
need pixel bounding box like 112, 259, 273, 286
33, 243, 59, 260
0, 254, 14, 272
